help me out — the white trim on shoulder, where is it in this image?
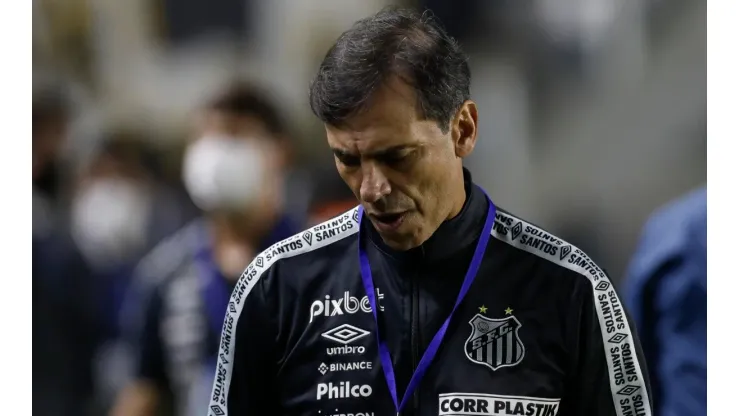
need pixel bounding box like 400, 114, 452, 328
490, 211, 652, 416
207, 206, 361, 416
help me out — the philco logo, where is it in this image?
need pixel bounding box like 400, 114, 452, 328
309, 290, 384, 323
317, 381, 372, 400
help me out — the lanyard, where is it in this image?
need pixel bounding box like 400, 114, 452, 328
358, 191, 496, 415
193, 226, 232, 339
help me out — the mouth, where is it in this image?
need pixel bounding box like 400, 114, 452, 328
369, 212, 407, 231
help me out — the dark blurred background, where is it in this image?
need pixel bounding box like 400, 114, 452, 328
32, 0, 706, 415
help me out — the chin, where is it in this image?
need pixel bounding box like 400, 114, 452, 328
372, 214, 430, 251
378, 225, 427, 251
380, 235, 422, 251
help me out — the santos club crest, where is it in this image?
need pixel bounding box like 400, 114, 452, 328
465, 314, 525, 371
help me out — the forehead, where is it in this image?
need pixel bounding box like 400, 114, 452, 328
326, 77, 441, 153
198, 110, 272, 139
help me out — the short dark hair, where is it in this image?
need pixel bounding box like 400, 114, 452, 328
206, 81, 288, 137
96, 129, 161, 176
309, 7, 471, 133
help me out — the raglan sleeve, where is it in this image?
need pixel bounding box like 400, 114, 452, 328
206, 262, 280, 416
559, 273, 654, 416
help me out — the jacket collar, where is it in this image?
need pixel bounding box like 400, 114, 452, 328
364, 168, 489, 265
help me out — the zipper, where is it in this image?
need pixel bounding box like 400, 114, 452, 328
409, 270, 420, 416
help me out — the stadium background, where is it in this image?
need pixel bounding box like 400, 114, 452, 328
32, 0, 706, 414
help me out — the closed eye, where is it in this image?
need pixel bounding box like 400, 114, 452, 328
378, 151, 407, 165
333, 150, 361, 167
331, 145, 418, 168
377, 148, 417, 168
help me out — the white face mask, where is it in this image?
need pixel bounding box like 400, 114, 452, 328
71, 178, 152, 268
182, 136, 267, 212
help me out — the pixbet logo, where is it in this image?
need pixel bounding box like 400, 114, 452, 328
309, 290, 384, 323
316, 381, 373, 400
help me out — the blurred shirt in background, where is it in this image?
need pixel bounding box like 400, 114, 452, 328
69, 131, 198, 413
33, 84, 100, 416
623, 187, 707, 416
112, 81, 303, 416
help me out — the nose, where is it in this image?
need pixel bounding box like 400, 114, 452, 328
359, 164, 391, 204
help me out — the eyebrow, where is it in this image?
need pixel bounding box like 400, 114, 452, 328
331, 144, 417, 159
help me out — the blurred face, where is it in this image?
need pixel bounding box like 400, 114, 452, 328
326, 77, 478, 250
189, 110, 285, 223
71, 151, 152, 267
198, 109, 284, 170
199, 111, 273, 145
32, 118, 68, 182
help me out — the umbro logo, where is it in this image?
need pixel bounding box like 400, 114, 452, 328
323, 324, 369, 356
303, 231, 313, 245
560, 245, 572, 261
511, 222, 523, 240
321, 324, 370, 345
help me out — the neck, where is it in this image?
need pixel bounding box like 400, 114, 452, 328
445, 173, 468, 221
366, 167, 487, 264
207, 214, 266, 279
210, 215, 249, 244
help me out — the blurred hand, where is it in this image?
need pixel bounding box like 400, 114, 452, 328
109, 381, 159, 416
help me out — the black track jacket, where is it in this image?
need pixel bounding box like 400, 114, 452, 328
207, 170, 652, 416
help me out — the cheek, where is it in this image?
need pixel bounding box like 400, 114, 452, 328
419, 178, 444, 209
400, 174, 436, 211
414, 154, 454, 206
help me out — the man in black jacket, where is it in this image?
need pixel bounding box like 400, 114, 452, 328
207, 8, 652, 416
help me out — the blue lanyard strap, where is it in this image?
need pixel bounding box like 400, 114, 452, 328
358, 190, 496, 414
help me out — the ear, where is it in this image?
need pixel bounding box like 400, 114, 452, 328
450, 100, 478, 158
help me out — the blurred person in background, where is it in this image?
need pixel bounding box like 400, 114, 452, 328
33, 85, 71, 235
306, 167, 358, 225
69, 130, 197, 412
33, 85, 100, 416
623, 187, 707, 416
111, 82, 301, 416
71, 133, 156, 277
